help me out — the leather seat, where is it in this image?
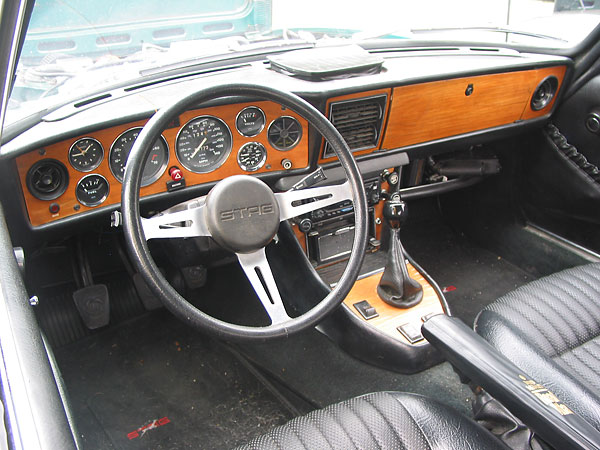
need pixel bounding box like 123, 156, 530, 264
475, 263, 600, 430
236, 391, 506, 449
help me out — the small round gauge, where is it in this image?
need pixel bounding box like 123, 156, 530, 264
76, 174, 109, 207
68, 137, 104, 172
237, 142, 267, 172
236, 106, 266, 137
175, 116, 233, 173
267, 116, 302, 151
109, 128, 169, 186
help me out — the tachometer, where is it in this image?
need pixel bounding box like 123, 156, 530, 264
109, 128, 169, 186
175, 116, 232, 173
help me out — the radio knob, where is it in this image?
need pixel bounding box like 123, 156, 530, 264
312, 209, 325, 220
299, 218, 313, 233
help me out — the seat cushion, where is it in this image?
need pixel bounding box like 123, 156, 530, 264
475, 263, 600, 429
236, 392, 506, 449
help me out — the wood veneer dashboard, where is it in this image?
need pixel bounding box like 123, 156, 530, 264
16, 101, 309, 227
15, 63, 567, 228
318, 65, 567, 163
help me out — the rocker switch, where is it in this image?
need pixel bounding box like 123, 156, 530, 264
353, 300, 379, 320
397, 322, 425, 344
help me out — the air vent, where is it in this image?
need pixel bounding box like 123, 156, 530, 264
26, 159, 69, 201
324, 94, 387, 158
531, 76, 559, 111
268, 116, 302, 151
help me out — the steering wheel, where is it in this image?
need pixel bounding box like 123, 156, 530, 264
121, 84, 368, 341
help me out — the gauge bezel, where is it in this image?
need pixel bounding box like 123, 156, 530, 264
175, 115, 233, 174
109, 127, 169, 187
267, 115, 302, 151
68, 137, 104, 172
76, 174, 110, 207
237, 142, 267, 172
235, 106, 266, 137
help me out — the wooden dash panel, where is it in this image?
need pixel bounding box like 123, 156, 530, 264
382, 65, 567, 150
343, 265, 445, 345
17, 100, 309, 227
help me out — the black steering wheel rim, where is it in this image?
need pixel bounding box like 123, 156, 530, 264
121, 83, 368, 341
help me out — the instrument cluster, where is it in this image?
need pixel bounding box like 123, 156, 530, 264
17, 101, 309, 226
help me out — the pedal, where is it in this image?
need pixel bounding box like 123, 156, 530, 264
133, 273, 163, 310
181, 265, 207, 290
72, 284, 110, 329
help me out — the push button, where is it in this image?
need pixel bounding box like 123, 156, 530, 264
353, 300, 378, 320
169, 167, 183, 181
397, 322, 424, 344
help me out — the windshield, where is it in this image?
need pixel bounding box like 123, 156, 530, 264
7, 0, 600, 126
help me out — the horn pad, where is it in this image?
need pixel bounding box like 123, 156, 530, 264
205, 175, 280, 253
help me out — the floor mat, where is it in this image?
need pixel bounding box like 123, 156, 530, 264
55, 311, 292, 449
237, 327, 474, 417
403, 218, 534, 326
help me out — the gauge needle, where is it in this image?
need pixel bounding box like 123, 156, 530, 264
77, 143, 92, 155
191, 138, 207, 159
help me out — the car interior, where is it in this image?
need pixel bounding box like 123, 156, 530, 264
4, 1, 600, 449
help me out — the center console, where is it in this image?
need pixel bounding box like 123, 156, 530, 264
288, 164, 450, 374
301, 177, 381, 266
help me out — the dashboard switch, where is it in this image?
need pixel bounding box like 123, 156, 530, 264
397, 322, 424, 344
353, 300, 378, 320
49, 203, 60, 214
169, 167, 184, 181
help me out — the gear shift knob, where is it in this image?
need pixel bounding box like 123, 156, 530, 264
377, 194, 423, 308
383, 194, 408, 229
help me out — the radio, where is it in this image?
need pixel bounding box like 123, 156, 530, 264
299, 178, 381, 266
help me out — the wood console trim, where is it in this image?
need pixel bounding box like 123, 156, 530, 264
382, 65, 567, 150
343, 265, 445, 345
17, 100, 309, 227
318, 88, 392, 163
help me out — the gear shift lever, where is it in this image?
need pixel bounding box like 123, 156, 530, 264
377, 193, 423, 308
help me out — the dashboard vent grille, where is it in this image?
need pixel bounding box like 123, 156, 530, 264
26, 159, 69, 201
324, 94, 387, 158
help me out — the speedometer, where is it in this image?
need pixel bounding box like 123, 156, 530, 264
175, 116, 232, 173
109, 128, 169, 186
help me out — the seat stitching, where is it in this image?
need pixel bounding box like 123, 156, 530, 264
502, 291, 570, 354
546, 275, 600, 334
519, 281, 585, 351
345, 397, 387, 449
564, 271, 600, 321
493, 294, 557, 344
390, 395, 434, 450
556, 350, 598, 388
363, 394, 407, 448
304, 410, 341, 449
286, 418, 314, 450
324, 406, 361, 450
567, 345, 600, 388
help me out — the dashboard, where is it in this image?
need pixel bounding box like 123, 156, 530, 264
15, 101, 309, 227
1, 47, 569, 236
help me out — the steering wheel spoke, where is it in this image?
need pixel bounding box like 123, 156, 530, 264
275, 181, 352, 221
237, 249, 291, 325
141, 199, 210, 240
